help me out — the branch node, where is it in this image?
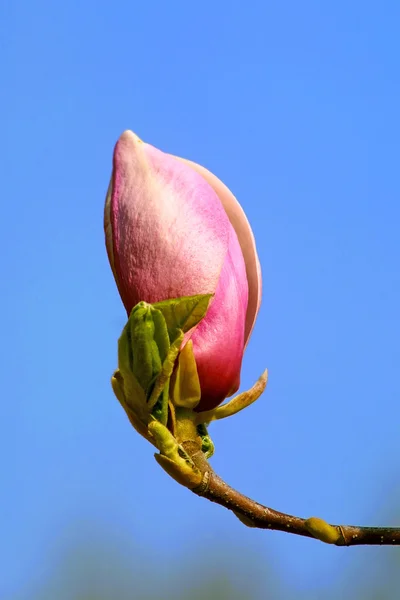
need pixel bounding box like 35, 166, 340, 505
338, 525, 348, 546
193, 470, 211, 495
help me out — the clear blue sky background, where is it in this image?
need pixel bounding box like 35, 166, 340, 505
3, 1, 400, 598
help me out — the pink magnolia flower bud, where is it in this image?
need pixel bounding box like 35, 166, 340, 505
105, 131, 261, 411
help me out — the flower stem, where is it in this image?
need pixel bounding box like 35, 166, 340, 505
190, 462, 400, 546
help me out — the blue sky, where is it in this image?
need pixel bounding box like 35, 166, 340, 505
3, 0, 400, 598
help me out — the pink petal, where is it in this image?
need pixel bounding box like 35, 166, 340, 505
192, 225, 248, 411
106, 131, 230, 312
172, 156, 262, 345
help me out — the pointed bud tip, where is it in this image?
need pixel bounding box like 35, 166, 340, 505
119, 129, 143, 144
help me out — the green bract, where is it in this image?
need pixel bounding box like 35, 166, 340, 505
111, 294, 268, 489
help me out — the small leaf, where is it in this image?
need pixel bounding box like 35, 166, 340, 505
153, 294, 213, 341
151, 306, 170, 364
153, 453, 202, 489
117, 333, 148, 421
195, 370, 268, 424
120, 302, 171, 397
148, 332, 183, 410
170, 340, 201, 409
127, 303, 162, 393
111, 370, 153, 441
149, 421, 203, 489
151, 380, 170, 426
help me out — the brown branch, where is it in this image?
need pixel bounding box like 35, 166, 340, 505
189, 455, 400, 546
